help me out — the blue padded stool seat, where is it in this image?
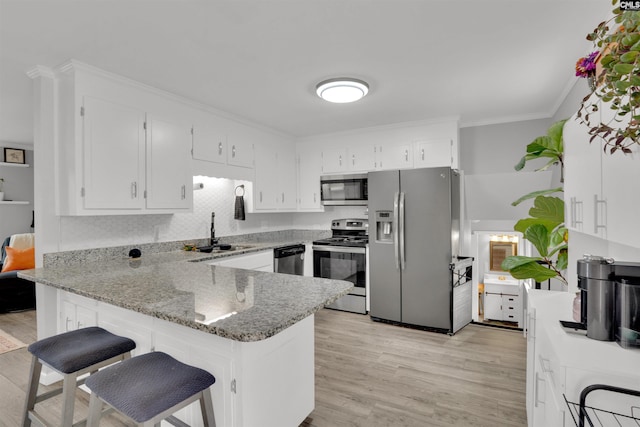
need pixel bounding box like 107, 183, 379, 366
28, 326, 136, 373
86, 351, 216, 426
22, 327, 136, 427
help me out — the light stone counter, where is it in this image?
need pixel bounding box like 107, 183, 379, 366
19, 249, 352, 342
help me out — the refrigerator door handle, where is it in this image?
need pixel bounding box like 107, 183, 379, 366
393, 191, 400, 270
399, 191, 406, 270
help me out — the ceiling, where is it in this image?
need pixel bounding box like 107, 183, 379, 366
0, 0, 611, 144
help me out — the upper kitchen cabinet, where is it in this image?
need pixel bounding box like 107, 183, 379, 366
301, 118, 459, 176
296, 145, 323, 211
413, 138, 454, 169
81, 96, 146, 210
145, 114, 193, 209
563, 116, 604, 239
321, 145, 375, 174
374, 143, 413, 170
226, 121, 255, 168
56, 61, 193, 215
192, 115, 227, 165
253, 135, 297, 211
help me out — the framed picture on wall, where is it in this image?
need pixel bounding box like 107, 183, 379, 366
489, 241, 517, 271
4, 148, 25, 164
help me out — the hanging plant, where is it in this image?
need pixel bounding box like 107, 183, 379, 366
575, 1, 640, 154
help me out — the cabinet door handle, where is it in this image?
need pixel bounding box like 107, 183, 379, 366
181, 185, 186, 200
534, 372, 545, 407
352, 154, 355, 166
282, 192, 285, 203
594, 195, 607, 234
260, 191, 263, 203
339, 155, 342, 166
314, 193, 316, 203
131, 182, 137, 199
405, 149, 409, 162
232, 145, 236, 158
421, 148, 425, 161
218, 142, 223, 155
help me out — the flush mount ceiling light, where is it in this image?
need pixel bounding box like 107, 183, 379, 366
316, 78, 369, 103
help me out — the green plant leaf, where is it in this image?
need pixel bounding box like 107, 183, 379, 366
511, 187, 563, 206
549, 227, 567, 248
524, 224, 550, 257
614, 63, 635, 74
547, 119, 567, 152
501, 255, 542, 270
616, 80, 632, 91
514, 218, 562, 234
529, 196, 564, 223
508, 261, 559, 282
556, 249, 568, 271
620, 50, 639, 63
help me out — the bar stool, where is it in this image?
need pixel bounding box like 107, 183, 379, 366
85, 351, 216, 427
22, 326, 137, 427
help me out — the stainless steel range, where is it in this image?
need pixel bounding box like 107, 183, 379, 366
313, 219, 368, 314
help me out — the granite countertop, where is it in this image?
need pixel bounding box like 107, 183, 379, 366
18, 248, 353, 342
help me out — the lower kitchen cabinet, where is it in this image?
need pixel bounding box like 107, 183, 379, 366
60, 293, 97, 332
207, 250, 274, 272
526, 290, 640, 427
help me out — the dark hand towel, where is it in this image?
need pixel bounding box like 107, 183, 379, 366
234, 195, 246, 220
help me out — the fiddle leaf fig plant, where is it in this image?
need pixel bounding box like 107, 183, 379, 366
576, 1, 640, 153
501, 119, 568, 286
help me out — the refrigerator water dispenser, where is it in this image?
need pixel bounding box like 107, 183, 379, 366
375, 211, 393, 243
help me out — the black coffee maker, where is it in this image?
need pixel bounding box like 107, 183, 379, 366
577, 255, 640, 348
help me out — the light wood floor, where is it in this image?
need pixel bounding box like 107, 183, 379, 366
0, 309, 527, 427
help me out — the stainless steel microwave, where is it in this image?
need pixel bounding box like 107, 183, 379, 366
320, 173, 368, 206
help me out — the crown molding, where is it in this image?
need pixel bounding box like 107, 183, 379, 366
52, 59, 293, 140
26, 65, 55, 80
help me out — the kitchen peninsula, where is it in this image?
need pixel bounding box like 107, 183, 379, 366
18, 249, 353, 427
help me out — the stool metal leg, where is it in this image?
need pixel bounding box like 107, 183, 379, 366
61, 372, 79, 427
87, 392, 103, 427
200, 388, 216, 427
22, 356, 42, 427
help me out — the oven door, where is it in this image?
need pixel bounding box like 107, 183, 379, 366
312, 245, 366, 296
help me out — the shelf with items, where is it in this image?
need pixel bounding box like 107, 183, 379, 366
0, 162, 30, 168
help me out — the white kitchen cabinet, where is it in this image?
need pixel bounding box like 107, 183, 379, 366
563, 116, 604, 238
254, 143, 279, 210
145, 114, 193, 209
321, 147, 348, 173
253, 139, 297, 211
413, 138, 453, 168
56, 61, 193, 215
526, 290, 640, 427
82, 96, 146, 210
192, 116, 227, 165
296, 146, 323, 211
374, 143, 413, 170
226, 121, 256, 168
208, 250, 274, 272
60, 293, 97, 333
600, 143, 640, 248
321, 145, 375, 173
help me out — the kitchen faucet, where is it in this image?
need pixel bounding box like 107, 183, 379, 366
210, 212, 218, 246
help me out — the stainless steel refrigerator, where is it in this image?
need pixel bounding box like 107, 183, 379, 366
368, 167, 464, 332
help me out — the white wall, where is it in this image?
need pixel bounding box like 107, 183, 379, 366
0, 146, 34, 240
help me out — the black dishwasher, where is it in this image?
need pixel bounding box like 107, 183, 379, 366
273, 244, 305, 275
